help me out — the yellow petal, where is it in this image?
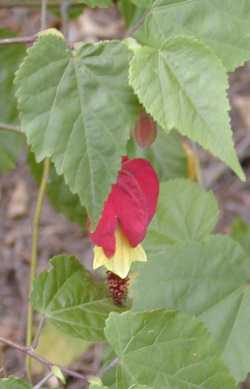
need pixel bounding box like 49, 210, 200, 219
93, 226, 147, 279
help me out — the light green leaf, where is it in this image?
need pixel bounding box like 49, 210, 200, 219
0, 378, 31, 389
137, 0, 250, 71
31, 255, 120, 341
230, 217, 250, 254
132, 236, 250, 382
128, 130, 187, 181
131, 0, 154, 8
15, 30, 139, 224
28, 152, 86, 226
145, 179, 218, 251
0, 29, 26, 173
129, 36, 244, 180
118, 1, 145, 28
80, 0, 112, 6
89, 377, 109, 388
105, 310, 237, 388
0, 131, 24, 174
51, 366, 65, 384
32, 322, 89, 374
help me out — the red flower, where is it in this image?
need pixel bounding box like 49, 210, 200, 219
90, 157, 159, 278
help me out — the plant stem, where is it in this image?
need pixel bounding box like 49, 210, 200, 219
26, 158, 50, 380
0, 0, 84, 7
0, 336, 88, 382
0, 35, 36, 45
0, 123, 25, 136
33, 372, 54, 389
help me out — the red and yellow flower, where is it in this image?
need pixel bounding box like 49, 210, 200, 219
90, 157, 159, 279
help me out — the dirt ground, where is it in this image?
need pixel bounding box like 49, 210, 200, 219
1, 4, 250, 388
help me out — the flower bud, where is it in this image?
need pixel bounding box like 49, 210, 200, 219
133, 111, 157, 149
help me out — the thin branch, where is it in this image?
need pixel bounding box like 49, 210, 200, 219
26, 159, 50, 380
0, 336, 88, 382
0, 0, 85, 7
41, 0, 48, 31
33, 372, 54, 389
32, 316, 46, 350
99, 357, 119, 377
0, 35, 36, 45
61, 0, 70, 38
26, 0, 49, 381
0, 123, 25, 136
125, 9, 151, 38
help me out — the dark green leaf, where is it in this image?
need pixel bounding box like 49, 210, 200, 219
28, 152, 86, 226
31, 255, 121, 341
128, 36, 244, 180
145, 179, 219, 251
15, 30, 139, 224
128, 130, 187, 181
105, 310, 237, 388
0, 29, 26, 173
132, 236, 250, 382
230, 217, 250, 254
0, 378, 31, 389
137, 0, 250, 71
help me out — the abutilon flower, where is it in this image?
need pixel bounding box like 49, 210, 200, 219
90, 156, 159, 279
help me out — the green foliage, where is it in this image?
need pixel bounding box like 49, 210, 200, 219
118, 1, 145, 27
80, 0, 112, 6
132, 179, 250, 382
105, 310, 237, 388
33, 322, 89, 374
145, 179, 218, 251
131, 0, 154, 7
128, 130, 187, 181
15, 30, 139, 225
31, 255, 121, 341
0, 131, 24, 174
128, 36, 244, 180
0, 29, 26, 174
231, 217, 250, 254
137, 0, 250, 71
28, 152, 86, 226
0, 378, 31, 389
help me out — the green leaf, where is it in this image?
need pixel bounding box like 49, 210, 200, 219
132, 236, 250, 382
0, 378, 31, 389
131, 0, 154, 7
137, 0, 250, 71
230, 217, 250, 254
32, 322, 89, 374
129, 36, 244, 180
80, 0, 112, 6
105, 310, 237, 388
15, 30, 139, 224
0, 29, 26, 173
89, 377, 109, 388
28, 152, 86, 226
0, 131, 24, 174
31, 255, 121, 341
128, 129, 187, 181
118, 1, 145, 28
145, 179, 218, 251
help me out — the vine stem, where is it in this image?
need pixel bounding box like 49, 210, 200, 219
25, 0, 49, 381
25, 158, 50, 380
0, 336, 88, 382
0, 0, 84, 7
0, 123, 25, 136
0, 35, 36, 45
